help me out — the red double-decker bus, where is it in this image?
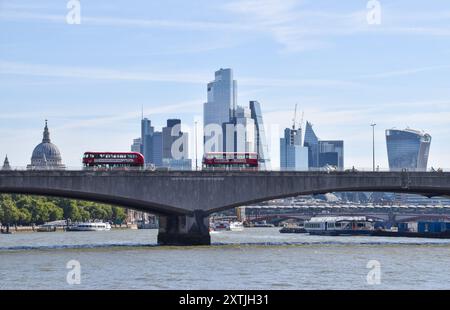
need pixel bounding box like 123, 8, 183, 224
82, 152, 144, 169
202, 152, 258, 170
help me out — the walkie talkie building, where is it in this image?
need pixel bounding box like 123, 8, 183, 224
386, 128, 432, 171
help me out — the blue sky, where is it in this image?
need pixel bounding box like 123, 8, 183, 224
1, 0, 450, 168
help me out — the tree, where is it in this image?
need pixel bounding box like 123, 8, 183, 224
112, 207, 127, 224
18, 208, 32, 225
0, 196, 20, 232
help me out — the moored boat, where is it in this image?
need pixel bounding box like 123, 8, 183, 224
229, 221, 244, 231
304, 216, 374, 236
66, 222, 111, 232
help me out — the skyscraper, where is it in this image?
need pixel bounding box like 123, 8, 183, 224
319, 140, 344, 170
163, 119, 182, 159
130, 138, 142, 153
303, 121, 319, 169
141, 118, 155, 165
386, 128, 431, 171
250, 101, 271, 170
134, 117, 191, 169
202, 68, 271, 170
203, 68, 237, 152
280, 128, 309, 171
162, 119, 191, 170
303, 121, 344, 170
152, 132, 163, 167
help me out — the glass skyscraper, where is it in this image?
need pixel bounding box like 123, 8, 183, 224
202, 68, 271, 170
319, 140, 344, 170
136, 117, 191, 169
250, 101, 271, 170
280, 128, 308, 171
303, 121, 319, 168
203, 68, 237, 152
386, 128, 431, 171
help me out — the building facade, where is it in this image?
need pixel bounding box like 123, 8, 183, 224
130, 138, 142, 153
203, 68, 271, 170
133, 117, 191, 170
27, 121, 65, 170
386, 128, 431, 171
303, 121, 344, 170
250, 101, 271, 170
280, 128, 309, 171
319, 140, 344, 170
303, 121, 320, 169
2, 155, 11, 170
203, 68, 237, 152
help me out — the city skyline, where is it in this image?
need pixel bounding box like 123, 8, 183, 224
1, 0, 450, 168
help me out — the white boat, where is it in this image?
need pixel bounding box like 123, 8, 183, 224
66, 222, 111, 232
304, 216, 374, 236
210, 221, 230, 232
229, 221, 244, 231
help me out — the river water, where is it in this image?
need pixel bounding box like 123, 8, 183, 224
1, 228, 450, 289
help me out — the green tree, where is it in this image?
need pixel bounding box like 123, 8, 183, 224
18, 208, 32, 225
0, 195, 20, 232
112, 207, 127, 224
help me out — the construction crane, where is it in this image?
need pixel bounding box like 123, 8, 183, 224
292, 103, 298, 130
299, 110, 304, 131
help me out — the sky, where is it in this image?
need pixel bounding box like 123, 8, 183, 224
1, 0, 450, 169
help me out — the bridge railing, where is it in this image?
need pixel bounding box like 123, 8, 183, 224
2, 166, 449, 172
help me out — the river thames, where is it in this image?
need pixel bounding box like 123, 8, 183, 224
1, 228, 450, 290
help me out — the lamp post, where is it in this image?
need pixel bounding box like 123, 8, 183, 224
370, 123, 376, 171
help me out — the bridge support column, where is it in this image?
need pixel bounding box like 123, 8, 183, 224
157, 210, 210, 246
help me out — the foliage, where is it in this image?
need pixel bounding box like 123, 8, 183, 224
0, 194, 129, 226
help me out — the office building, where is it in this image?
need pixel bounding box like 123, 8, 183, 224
386, 128, 431, 171
133, 117, 191, 169
319, 140, 344, 169
280, 127, 309, 171
303, 121, 344, 170
303, 122, 320, 169
203, 68, 271, 170
250, 101, 271, 170
203, 68, 237, 152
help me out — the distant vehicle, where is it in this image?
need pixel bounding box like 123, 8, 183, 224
202, 152, 258, 170
66, 222, 111, 232
83, 152, 144, 169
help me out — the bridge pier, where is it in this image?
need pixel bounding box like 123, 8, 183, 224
157, 210, 211, 246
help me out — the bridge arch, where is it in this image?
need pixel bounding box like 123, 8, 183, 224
0, 187, 189, 216
206, 187, 450, 215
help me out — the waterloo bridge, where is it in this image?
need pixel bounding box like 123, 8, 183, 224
1, 170, 449, 245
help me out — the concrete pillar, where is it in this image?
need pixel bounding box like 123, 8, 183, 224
157, 210, 210, 246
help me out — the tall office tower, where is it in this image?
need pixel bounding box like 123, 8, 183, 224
152, 132, 163, 167
232, 106, 255, 153
203, 68, 237, 152
141, 118, 155, 165
319, 140, 344, 170
386, 128, 431, 171
280, 127, 309, 171
130, 138, 142, 153
250, 101, 271, 170
303, 121, 320, 169
162, 119, 182, 158
162, 119, 191, 170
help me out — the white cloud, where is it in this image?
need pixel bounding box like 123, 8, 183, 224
0, 61, 357, 88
